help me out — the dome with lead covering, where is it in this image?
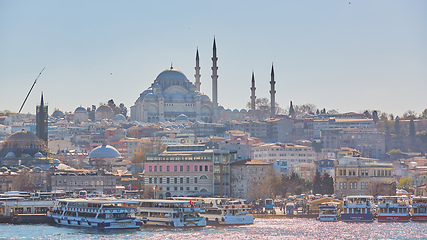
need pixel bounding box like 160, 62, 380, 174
88, 145, 121, 159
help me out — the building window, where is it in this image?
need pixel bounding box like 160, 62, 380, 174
166, 187, 170, 191
180, 165, 184, 172
180, 187, 183, 191
174, 177, 177, 184
167, 166, 170, 172
194, 187, 198, 191
149, 166, 152, 172
149, 178, 152, 184
200, 175, 208, 180
186, 165, 190, 172
153, 178, 157, 184
205, 165, 208, 172
186, 177, 190, 184
354, 182, 357, 189
174, 166, 177, 172
343, 182, 347, 189
167, 178, 170, 184
174, 187, 177, 191
199, 166, 203, 172
159, 166, 163, 172
389, 170, 392, 176
194, 165, 198, 171
180, 177, 183, 184
361, 182, 365, 189
209, 165, 213, 171
194, 177, 198, 184
339, 182, 343, 189
186, 187, 190, 190
159, 178, 163, 184
154, 166, 157, 172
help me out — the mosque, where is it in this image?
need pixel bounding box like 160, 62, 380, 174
130, 39, 221, 123
130, 38, 279, 123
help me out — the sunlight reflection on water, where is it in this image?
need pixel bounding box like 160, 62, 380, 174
1, 218, 427, 240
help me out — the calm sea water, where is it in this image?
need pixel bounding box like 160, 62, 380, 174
1, 218, 427, 240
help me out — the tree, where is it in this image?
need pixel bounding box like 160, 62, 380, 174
311, 141, 323, 153
422, 109, 427, 119
394, 116, 401, 136
409, 118, 416, 138
293, 104, 317, 118
119, 103, 127, 118
322, 173, 334, 195
372, 110, 379, 123
313, 169, 322, 194
107, 99, 121, 116
363, 110, 372, 118
397, 176, 411, 191
402, 110, 416, 120
246, 97, 284, 119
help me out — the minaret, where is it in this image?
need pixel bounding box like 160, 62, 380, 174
36, 93, 48, 145
211, 38, 219, 122
250, 71, 256, 111
194, 48, 201, 92
269, 64, 276, 117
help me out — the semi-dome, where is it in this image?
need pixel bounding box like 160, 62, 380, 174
75, 106, 86, 113
144, 93, 157, 102
5, 152, 16, 158
88, 145, 121, 159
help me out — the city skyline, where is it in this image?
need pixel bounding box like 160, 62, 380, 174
1, 1, 426, 116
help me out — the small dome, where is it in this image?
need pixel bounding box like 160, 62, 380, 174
34, 152, 43, 157
75, 107, 87, 113
5, 152, 15, 158
144, 93, 157, 102
88, 145, 121, 159
176, 114, 189, 122
52, 110, 64, 118
32, 167, 43, 173
233, 109, 239, 112
96, 105, 113, 113
114, 114, 126, 122
218, 106, 225, 110
201, 95, 210, 102
240, 109, 247, 113
226, 109, 232, 112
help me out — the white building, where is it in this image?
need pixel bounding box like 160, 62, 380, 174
251, 143, 316, 174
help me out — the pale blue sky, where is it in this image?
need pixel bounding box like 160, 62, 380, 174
1, 1, 426, 117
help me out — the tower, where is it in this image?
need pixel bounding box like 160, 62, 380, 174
289, 101, 296, 118
269, 64, 276, 117
36, 93, 48, 145
211, 38, 219, 122
250, 71, 256, 111
194, 48, 201, 92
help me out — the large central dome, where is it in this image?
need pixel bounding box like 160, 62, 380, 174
155, 68, 188, 83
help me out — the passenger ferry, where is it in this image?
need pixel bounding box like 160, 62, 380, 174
47, 198, 141, 229
135, 199, 206, 227
376, 196, 410, 222
341, 195, 374, 222
171, 197, 253, 225
317, 202, 340, 222
411, 196, 427, 221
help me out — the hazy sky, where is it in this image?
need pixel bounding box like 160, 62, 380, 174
1, 1, 426, 117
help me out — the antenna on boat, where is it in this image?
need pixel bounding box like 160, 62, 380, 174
18, 67, 45, 113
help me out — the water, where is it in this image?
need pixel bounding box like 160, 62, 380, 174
1, 218, 427, 239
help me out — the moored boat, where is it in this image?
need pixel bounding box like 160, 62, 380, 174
317, 202, 340, 222
47, 198, 141, 229
411, 196, 427, 221
376, 196, 410, 222
135, 199, 206, 227
171, 197, 253, 225
341, 195, 374, 222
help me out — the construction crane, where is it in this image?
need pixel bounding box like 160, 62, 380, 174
18, 67, 45, 113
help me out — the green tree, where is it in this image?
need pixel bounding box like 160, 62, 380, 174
322, 173, 334, 195
397, 176, 411, 191
313, 169, 322, 194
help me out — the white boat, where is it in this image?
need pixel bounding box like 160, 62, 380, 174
135, 199, 206, 227
317, 202, 340, 222
47, 198, 141, 229
411, 196, 427, 221
376, 196, 410, 222
341, 195, 374, 222
172, 197, 253, 225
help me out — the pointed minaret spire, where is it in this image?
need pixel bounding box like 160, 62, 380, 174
194, 48, 201, 92
269, 64, 276, 117
40, 92, 44, 106
211, 37, 219, 122
250, 71, 256, 111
